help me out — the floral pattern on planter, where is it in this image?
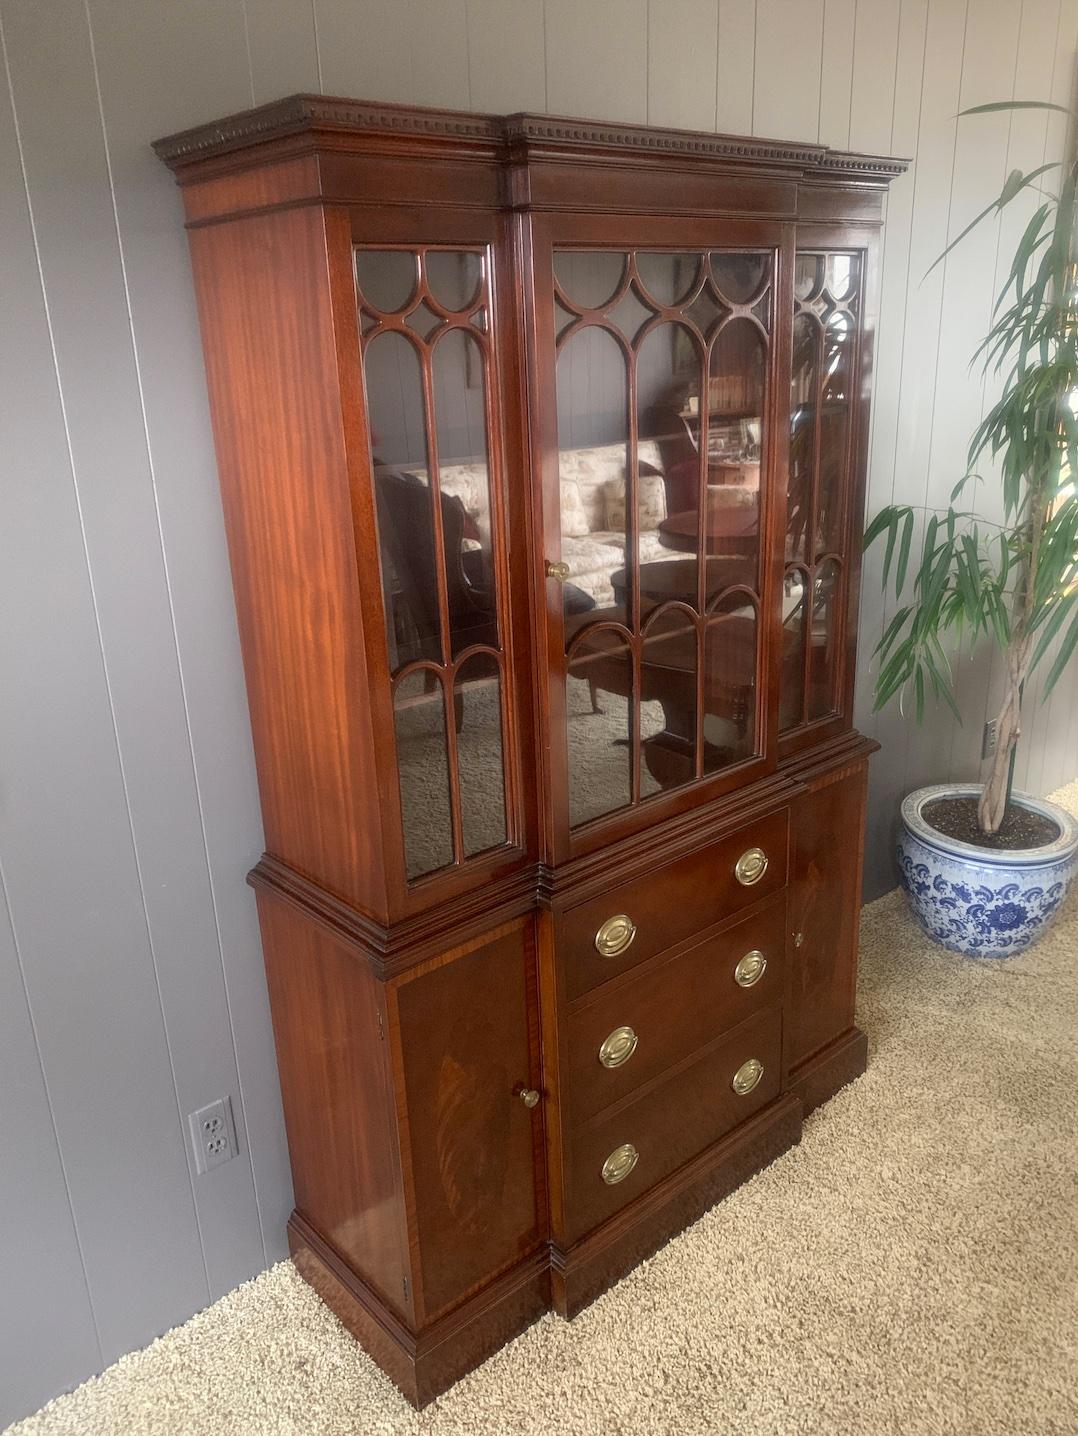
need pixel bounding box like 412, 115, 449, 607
896, 786, 1078, 958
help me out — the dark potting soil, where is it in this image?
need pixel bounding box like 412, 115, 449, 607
922, 796, 1060, 851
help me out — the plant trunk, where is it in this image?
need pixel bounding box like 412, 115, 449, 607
978, 677, 1021, 833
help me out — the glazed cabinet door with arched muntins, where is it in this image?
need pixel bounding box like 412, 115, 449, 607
538, 227, 782, 855
779, 247, 865, 744
355, 242, 522, 894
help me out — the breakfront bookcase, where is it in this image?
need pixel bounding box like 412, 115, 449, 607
155, 96, 906, 1406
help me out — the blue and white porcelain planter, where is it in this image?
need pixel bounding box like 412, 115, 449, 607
897, 784, 1078, 958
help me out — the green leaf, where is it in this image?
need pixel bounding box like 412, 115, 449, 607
896, 507, 915, 592
959, 100, 1075, 117
1042, 606, 1078, 696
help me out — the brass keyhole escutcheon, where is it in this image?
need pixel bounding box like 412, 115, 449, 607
734, 949, 767, 988
516, 1085, 540, 1109
598, 1025, 638, 1069
595, 913, 637, 957
601, 1142, 639, 1185
735, 847, 768, 886
546, 559, 571, 583
731, 1058, 764, 1095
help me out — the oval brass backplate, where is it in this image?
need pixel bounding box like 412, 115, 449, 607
601, 1142, 639, 1185
734, 846, 768, 886
595, 913, 636, 957
734, 949, 767, 988
546, 559, 571, 583
731, 1058, 764, 1095
598, 1025, 638, 1069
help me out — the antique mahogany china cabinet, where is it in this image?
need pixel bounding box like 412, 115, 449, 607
155, 95, 906, 1405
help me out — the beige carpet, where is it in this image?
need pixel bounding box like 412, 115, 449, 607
10, 781, 1078, 1436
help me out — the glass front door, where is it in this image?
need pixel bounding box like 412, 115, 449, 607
550, 247, 773, 832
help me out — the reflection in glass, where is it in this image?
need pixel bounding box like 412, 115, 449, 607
710, 252, 767, 304
367, 332, 441, 668
826, 252, 859, 301
426, 250, 482, 311
635, 252, 700, 306
566, 628, 633, 826
788, 312, 818, 563
702, 592, 757, 770
704, 319, 764, 596
356, 249, 418, 312
640, 605, 698, 796
808, 559, 842, 720
557, 325, 630, 630
454, 654, 507, 858
394, 669, 454, 879
636, 322, 701, 607
554, 250, 626, 309
794, 252, 823, 301
607, 287, 653, 342
551, 248, 773, 827
817, 309, 854, 553
779, 566, 808, 732
432, 328, 499, 656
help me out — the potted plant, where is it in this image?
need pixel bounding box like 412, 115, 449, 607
866, 100, 1078, 957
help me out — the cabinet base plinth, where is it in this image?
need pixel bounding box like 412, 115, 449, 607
787, 1026, 868, 1117
549, 1094, 803, 1320
288, 1215, 550, 1409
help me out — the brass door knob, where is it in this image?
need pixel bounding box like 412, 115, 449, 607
598, 1025, 638, 1069
595, 913, 636, 957
734, 847, 768, 886
731, 1058, 764, 1095
516, 1086, 540, 1109
734, 949, 767, 988
601, 1142, 639, 1185
546, 559, 571, 583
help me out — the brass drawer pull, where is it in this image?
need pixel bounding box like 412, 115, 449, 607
516, 1086, 540, 1109
601, 1142, 639, 1185
595, 913, 636, 957
734, 847, 768, 886
598, 1025, 638, 1069
546, 559, 571, 583
732, 1058, 764, 1095
734, 949, 767, 988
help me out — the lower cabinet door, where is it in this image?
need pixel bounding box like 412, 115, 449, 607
390, 922, 543, 1321
786, 765, 868, 1072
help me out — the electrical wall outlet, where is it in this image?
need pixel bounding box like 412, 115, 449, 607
982, 718, 999, 759
187, 1096, 239, 1175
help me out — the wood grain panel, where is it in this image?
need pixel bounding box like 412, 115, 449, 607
257, 892, 411, 1317
187, 203, 389, 916
786, 765, 867, 1072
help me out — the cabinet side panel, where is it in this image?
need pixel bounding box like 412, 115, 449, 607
187, 206, 385, 914
256, 891, 411, 1320
786, 763, 868, 1072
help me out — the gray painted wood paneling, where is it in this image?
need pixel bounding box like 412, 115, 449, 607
1, 0, 1075, 1423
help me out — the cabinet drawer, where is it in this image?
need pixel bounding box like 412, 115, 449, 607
559, 808, 789, 999
568, 1005, 781, 1239
567, 896, 785, 1120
